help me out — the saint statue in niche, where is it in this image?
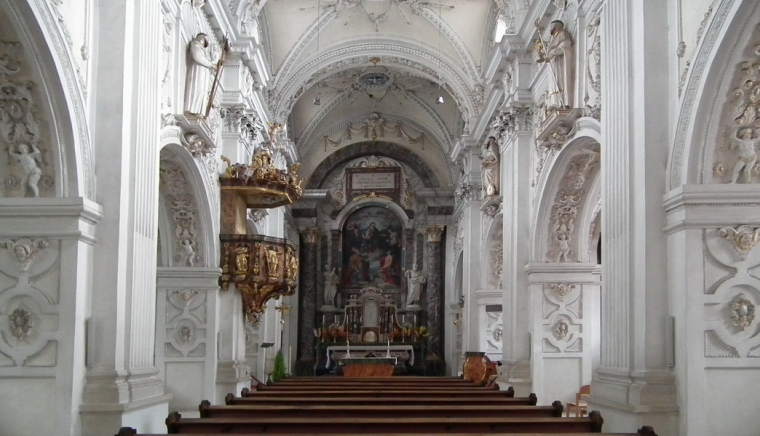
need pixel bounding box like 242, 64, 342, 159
481, 136, 500, 197
541, 20, 575, 110
405, 264, 426, 307
184, 33, 217, 116
323, 266, 339, 306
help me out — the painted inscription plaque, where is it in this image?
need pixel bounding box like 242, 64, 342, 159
346, 167, 400, 203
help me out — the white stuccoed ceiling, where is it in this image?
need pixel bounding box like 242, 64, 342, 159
260, 0, 499, 187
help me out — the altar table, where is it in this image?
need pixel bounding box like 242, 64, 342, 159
325, 345, 414, 368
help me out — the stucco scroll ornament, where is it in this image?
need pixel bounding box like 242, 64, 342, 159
549, 283, 576, 302
729, 293, 755, 330
0, 238, 48, 272
9, 304, 34, 340
718, 225, 760, 260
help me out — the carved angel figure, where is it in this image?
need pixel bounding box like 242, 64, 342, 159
184, 33, 216, 115
728, 128, 759, 183
9, 143, 42, 197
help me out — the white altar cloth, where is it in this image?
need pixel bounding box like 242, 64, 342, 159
325, 345, 414, 367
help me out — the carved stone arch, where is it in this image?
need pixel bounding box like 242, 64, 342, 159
484, 214, 504, 290
0, 0, 93, 198
306, 142, 444, 189
273, 38, 478, 122
668, 0, 760, 189
531, 120, 601, 263
576, 172, 601, 264
301, 113, 453, 180
332, 197, 411, 232
300, 102, 453, 160
157, 140, 217, 268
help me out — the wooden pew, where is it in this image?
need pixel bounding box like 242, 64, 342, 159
119, 427, 660, 436
200, 400, 564, 419
253, 383, 499, 391
225, 392, 539, 406
164, 411, 606, 434
240, 388, 514, 397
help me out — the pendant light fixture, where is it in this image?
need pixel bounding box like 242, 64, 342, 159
313, 0, 322, 105
435, 2, 443, 104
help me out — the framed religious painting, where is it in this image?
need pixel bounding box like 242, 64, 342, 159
341, 206, 403, 290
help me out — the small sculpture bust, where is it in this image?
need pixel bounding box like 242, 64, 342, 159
405, 263, 426, 307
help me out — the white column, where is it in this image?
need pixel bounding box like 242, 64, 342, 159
80, 1, 169, 433
588, 0, 677, 433
499, 109, 533, 396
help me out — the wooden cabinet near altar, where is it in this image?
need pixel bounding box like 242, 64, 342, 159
315, 286, 426, 375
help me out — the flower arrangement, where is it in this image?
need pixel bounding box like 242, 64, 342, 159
313, 326, 348, 342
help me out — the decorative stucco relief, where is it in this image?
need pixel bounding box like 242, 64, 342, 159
159, 159, 203, 267
546, 146, 600, 262
164, 288, 207, 358
542, 283, 582, 353
712, 36, 760, 184
0, 41, 55, 198
584, 14, 601, 120
0, 237, 60, 368
702, 229, 760, 358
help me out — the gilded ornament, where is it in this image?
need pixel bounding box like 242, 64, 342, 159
424, 225, 444, 243
729, 293, 755, 330
718, 225, 760, 259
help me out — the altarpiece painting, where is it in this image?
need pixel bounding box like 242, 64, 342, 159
341, 206, 402, 289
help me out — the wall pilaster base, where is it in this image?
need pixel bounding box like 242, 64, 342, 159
587, 368, 678, 434
80, 397, 170, 436
215, 359, 251, 399
496, 360, 532, 396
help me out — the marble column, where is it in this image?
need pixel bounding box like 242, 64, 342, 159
424, 225, 445, 360
403, 228, 416, 273
330, 229, 340, 271
296, 227, 320, 375
79, 1, 169, 434
587, 0, 677, 433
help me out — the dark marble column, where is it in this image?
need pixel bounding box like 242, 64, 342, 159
330, 229, 342, 307
403, 228, 415, 273
424, 225, 445, 361
296, 227, 320, 375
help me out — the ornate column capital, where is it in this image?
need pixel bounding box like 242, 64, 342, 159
299, 227, 321, 244
424, 225, 445, 243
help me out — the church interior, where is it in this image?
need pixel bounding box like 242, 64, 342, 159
0, 0, 759, 435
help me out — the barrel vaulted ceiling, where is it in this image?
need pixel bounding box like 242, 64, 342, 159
256, 0, 506, 187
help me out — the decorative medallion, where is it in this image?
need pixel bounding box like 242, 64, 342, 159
492, 327, 503, 343
177, 324, 193, 343
0, 238, 49, 272
8, 305, 34, 340
729, 293, 755, 330
553, 319, 570, 340
719, 225, 760, 260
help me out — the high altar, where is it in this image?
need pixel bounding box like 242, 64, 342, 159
293, 157, 447, 376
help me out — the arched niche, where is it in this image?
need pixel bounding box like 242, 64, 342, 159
668, 0, 760, 188
157, 141, 218, 268
530, 119, 601, 263
338, 203, 406, 291
0, 0, 92, 198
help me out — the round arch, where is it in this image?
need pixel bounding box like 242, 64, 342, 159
483, 214, 504, 290
668, 0, 760, 189
530, 118, 601, 263
2, 0, 93, 198
331, 196, 412, 232
157, 135, 218, 268
307, 141, 444, 189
